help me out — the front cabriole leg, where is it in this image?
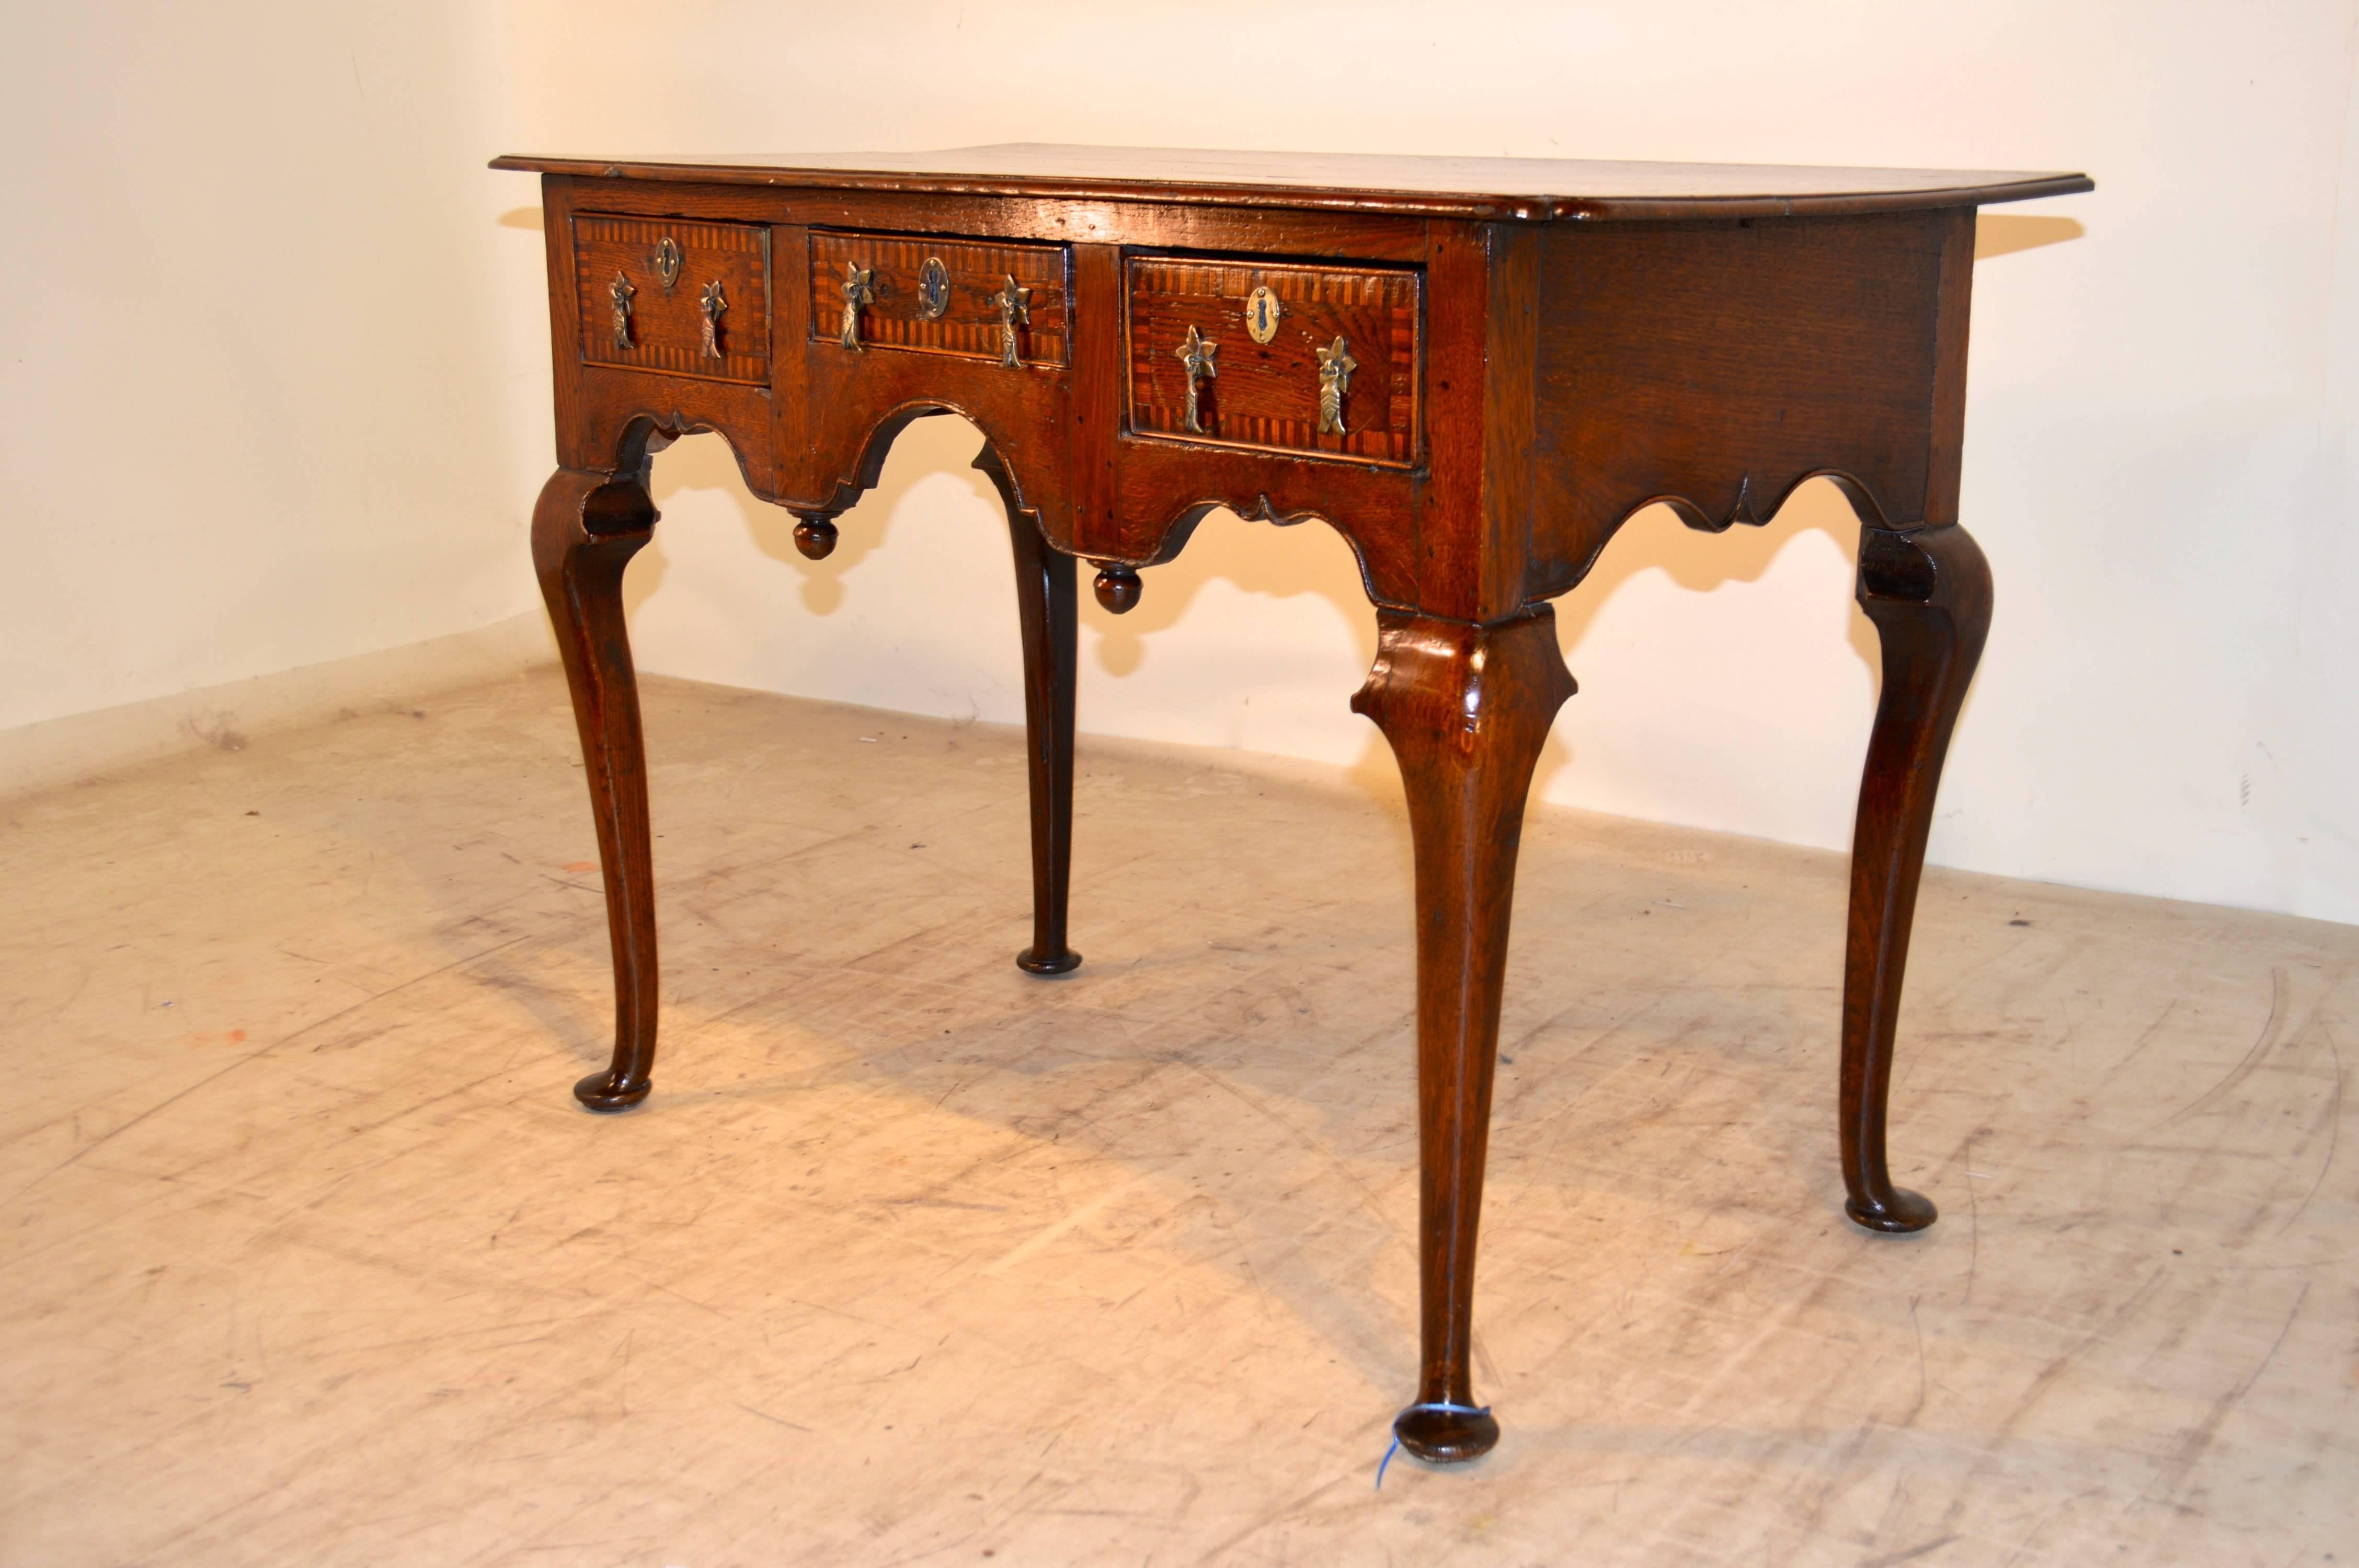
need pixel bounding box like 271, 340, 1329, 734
1840, 523, 1993, 1231
533, 466, 662, 1111
1352, 606, 1577, 1464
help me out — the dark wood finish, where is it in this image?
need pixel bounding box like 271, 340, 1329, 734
1352, 607, 1577, 1462
1090, 562, 1140, 614
532, 465, 662, 1110
790, 516, 837, 559
573, 214, 770, 384
495, 144, 2092, 223
1125, 255, 1420, 464
499, 146, 2086, 1466
1529, 207, 1975, 596
1842, 523, 1993, 1232
808, 230, 1071, 365
978, 444, 1083, 976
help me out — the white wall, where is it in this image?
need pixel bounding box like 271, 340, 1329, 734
12, 2, 2359, 926
0, 2, 547, 733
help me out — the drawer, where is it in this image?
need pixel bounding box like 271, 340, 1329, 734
1125, 255, 1421, 466
574, 214, 770, 384
808, 231, 1070, 367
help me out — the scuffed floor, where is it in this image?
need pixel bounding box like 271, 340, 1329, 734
1, 670, 2352, 1566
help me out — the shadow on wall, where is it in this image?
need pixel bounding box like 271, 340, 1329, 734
621, 436, 1871, 821
571, 210, 2082, 818
617, 426, 936, 625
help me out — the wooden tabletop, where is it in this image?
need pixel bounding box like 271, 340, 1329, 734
491, 143, 2092, 222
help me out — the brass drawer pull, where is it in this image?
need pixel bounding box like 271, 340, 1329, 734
700, 280, 729, 359
992, 274, 1031, 368
1175, 324, 1218, 432
1316, 335, 1356, 435
609, 272, 635, 351
839, 263, 873, 351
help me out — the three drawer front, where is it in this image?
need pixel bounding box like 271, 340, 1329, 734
574, 215, 771, 384
1126, 256, 1421, 466
808, 232, 1070, 367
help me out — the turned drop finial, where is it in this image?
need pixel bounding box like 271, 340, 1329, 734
1092, 562, 1142, 614
793, 517, 839, 560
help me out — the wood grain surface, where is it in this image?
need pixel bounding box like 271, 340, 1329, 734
1125, 255, 1419, 465
496, 143, 2093, 222
572, 214, 770, 385
807, 230, 1070, 365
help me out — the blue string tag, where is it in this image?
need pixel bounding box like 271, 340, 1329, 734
1375, 1402, 1493, 1490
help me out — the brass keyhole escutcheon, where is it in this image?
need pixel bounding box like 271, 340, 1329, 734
652, 236, 683, 293
1244, 285, 1281, 344
917, 257, 951, 320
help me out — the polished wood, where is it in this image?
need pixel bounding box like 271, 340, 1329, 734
978, 444, 1083, 976
807, 230, 1070, 365
789, 516, 837, 560
1090, 562, 1141, 615
1125, 256, 1420, 464
1842, 523, 1994, 1231
1352, 607, 1577, 1462
494, 144, 2092, 222
531, 465, 662, 1111
1530, 208, 1975, 596
500, 145, 2087, 1465
572, 214, 769, 384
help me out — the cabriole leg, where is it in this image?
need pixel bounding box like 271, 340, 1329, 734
1352, 607, 1577, 1463
1841, 523, 1993, 1231
533, 466, 662, 1111
975, 446, 1081, 975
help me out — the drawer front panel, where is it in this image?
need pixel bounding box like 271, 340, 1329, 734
1126, 256, 1421, 466
808, 231, 1070, 366
574, 215, 770, 384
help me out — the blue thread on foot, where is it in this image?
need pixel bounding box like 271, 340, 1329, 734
1380, 1401, 1494, 1485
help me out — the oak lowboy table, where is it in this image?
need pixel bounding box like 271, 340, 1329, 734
495, 145, 2090, 1465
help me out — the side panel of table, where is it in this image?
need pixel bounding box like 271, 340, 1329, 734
1527, 207, 1974, 595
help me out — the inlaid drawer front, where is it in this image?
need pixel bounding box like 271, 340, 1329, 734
1126, 256, 1421, 466
808, 231, 1070, 367
574, 215, 770, 384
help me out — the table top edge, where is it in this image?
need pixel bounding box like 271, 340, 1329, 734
487, 147, 2093, 222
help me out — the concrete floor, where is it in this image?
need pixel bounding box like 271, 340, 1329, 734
2, 669, 2353, 1566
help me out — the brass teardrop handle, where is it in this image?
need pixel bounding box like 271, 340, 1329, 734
609, 272, 635, 351
699, 280, 728, 359
992, 274, 1032, 368
1316, 335, 1357, 436
839, 263, 873, 351
1175, 324, 1218, 433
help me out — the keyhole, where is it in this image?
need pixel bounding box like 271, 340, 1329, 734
1243, 285, 1281, 344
